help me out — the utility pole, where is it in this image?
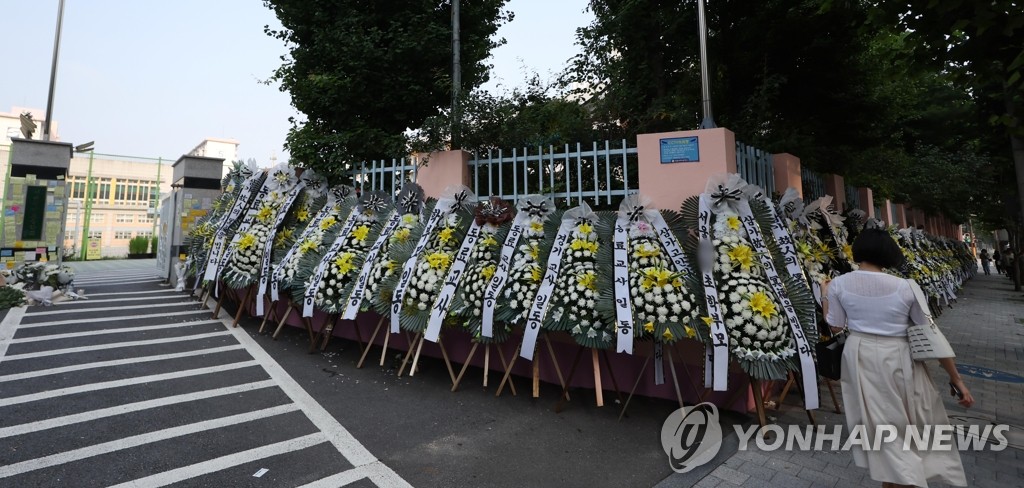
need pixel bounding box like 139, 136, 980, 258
697, 0, 716, 129
79, 150, 95, 260
43, 0, 66, 141
451, 0, 462, 148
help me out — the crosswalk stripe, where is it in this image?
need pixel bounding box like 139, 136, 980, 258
293, 468, 370, 488
0, 404, 302, 479
0, 344, 246, 382
44, 295, 188, 306
1, 331, 233, 361
86, 289, 178, 297
0, 306, 27, 361
0, 380, 278, 438
19, 310, 210, 329
0, 360, 260, 407
105, 433, 328, 488
24, 301, 198, 316
6, 320, 222, 344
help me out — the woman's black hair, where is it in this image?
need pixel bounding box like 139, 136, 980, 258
851, 228, 905, 269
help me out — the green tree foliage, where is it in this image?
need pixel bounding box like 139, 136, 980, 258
264, 0, 511, 179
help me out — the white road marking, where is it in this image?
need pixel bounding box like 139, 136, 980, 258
1, 331, 233, 361
293, 468, 369, 488
24, 301, 198, 316
0, 380, 278, 438
0, 404, 302, 479
74, 278, 164, 286
5, 320, 222, 344
18, 310, 210, 329
45, 295, 188, 305
0, 360, 260, 407
0, 345, 246, 382
106, 433, 328, 488
86, 289, 178, 297
0, 306, 27, 361
213, 306, 412, 487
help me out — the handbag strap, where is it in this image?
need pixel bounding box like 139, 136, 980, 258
906, 279, 934, 324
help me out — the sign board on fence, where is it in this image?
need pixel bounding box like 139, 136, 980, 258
86, 239, 101, 260
660, 136, 699, 163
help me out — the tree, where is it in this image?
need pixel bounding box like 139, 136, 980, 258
264, 0, 511, 179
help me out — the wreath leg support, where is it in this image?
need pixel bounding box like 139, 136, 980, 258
231, 287, 254, 329
271, 303, 295, 340
618, 351, 653, 421
451, 342, 479, 392
496, 343, 521, 398
554, 346, 586, 413
356, 316, 387, 369
258, 299, 279, 335
544, 334, 569, 402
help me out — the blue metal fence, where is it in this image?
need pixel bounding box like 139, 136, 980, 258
845, 184, 861, 212
735, 141, 775, 196
801, 167, 826, 202
468, 140, 638, 207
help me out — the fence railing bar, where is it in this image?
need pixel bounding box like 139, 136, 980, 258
564, 144, 571, 207
522, 146, 530, 202
512, 147, 519, 203
576, 143, 583, 207
537, 145, 544, 196
591, 141, 599, 206
487, 149, 494, 198
549, 145, 555, 198
604, 140, 612, 205
498, 148, 504, 199
621, 139, 629, 201
472, 151, 479, 197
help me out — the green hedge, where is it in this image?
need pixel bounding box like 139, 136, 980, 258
129, 236, 150, 255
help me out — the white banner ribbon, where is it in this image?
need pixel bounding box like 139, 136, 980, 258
340, 210, 402, 320
270, 202, 333, 302
212, 182, 273, 296
481, 213, 526, 338
649, 212, 692, 276
425, 221, 482, 342
520, 219, 573, 360
255, 181, 306, 315
391, 202, 451, 333
736, 200, 818, 410
613, 214, 634, 354
302, 212, 360, 317
200, 173, 261, 287
697, 193, 729, 391
654, 342, 665, 385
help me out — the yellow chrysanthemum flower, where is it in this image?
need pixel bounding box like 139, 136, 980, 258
352, 225, 370, 242
298, 239, 318, 254
319, 216, 338, 231
578, 222, 594, 235
274, 228, 294, 249
684, 326, 696, 338
237, 233, 257, 251
438, 227, 454, 244
393, 228, 411, 242
480, 265, 496, 281
726, 215, 742, 231
643, 322, 655, 333
333, 252, 356, 275
296, 208, 310, 222
577, 270, 597, 290
634, 242, 661, 259
570, 239, 599, 254
728, 244, 755, 270
749, 291, 778, 319
529, 221, 544, 233
481, 235, 498, 248
402, 214, 418, 225
662, 328, 675, 341
384, 260, 396, 272
842, 243, 853, 261
426, 252, 451, 270
256, 205, 274, 223
528, 242, 540, 260
641, 268, 677, 290
529, 265, 543, 282
701, 316, 713, 326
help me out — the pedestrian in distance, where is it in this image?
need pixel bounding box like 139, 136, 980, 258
823, 229, 974, 488
993, 249, 1002, 275
979, 248, 991, 275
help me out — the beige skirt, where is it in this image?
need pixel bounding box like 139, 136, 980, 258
841, 331, 967, 487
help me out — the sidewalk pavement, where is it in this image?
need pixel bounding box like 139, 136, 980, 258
691, 272, 1024, 488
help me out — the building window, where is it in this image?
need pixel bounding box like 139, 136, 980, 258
90, 214, 105, 224
137, 215, 154, 224
98, 181, 111, 200
115, 214, 133, 223
137, 230, 153, 238
114, 231, 132, 240
71, 181, 85, 199
88, 231, 103, 239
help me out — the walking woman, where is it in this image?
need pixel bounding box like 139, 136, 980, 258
823, 229, 974, 488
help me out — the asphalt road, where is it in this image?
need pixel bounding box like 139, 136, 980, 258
0, 260, 747, 487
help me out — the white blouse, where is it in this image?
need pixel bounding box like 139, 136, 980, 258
825, 270, 928, 337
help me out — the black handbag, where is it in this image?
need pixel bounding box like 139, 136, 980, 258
816, 332, 846, 380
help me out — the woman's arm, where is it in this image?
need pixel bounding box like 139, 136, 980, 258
938, 357, 975, 408
822, 280, 845, 334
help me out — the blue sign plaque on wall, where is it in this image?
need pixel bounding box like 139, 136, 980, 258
660, 136, 699, 163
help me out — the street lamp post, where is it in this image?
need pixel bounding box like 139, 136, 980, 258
43, 0, 66, 141
697, 0, 717, 129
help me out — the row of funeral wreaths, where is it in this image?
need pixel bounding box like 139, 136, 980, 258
182, 163, 973, 409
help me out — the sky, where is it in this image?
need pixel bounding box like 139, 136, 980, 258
0, 0, 592, 165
